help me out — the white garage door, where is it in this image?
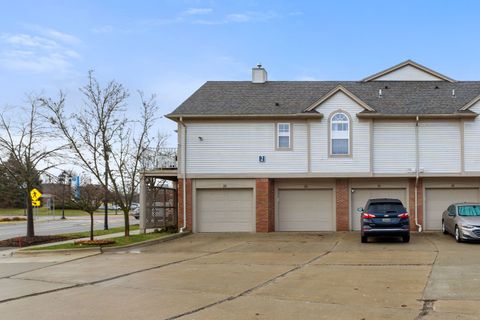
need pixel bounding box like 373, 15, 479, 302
277, 189, 334, 231
196, 188, 254, 232
425, 188, 479, 230
351, 188, 407, 231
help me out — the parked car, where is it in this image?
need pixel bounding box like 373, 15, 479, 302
442, 203, 480, 242
131, 207, 140, 219
358, 198, 410, 243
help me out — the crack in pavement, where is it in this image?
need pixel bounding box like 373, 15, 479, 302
415, 236, 439, 320
1, 252, 102, 280
0, 242, 247, 305
164, 239, 342, 320
415, 300, 435, 319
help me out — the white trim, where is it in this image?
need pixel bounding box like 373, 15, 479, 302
277, 122, 291, 149
459, 94, 480, 111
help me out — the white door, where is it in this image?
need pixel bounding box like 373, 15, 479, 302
277, 189, 334, 231
425, 188, 479, 230
196, 188, 254, 232
351, 188, 407, 231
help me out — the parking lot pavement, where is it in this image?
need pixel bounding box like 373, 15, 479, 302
0, 232, 478, 319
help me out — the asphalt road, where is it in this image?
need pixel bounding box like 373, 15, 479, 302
0, 215, 138, 240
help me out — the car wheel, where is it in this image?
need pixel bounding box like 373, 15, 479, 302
442, 221, 448, 234
455, 226, 463, 243
402, 235, 410, 243
361, 236, 368, 243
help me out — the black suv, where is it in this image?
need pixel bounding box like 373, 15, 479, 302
360, 198, 410, 243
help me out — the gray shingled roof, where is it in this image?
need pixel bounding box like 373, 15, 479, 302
167, 81, 480, 117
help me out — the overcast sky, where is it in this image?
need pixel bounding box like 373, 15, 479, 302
1, 0, 480, 147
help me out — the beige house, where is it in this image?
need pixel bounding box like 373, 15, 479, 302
142, 60, 480, 233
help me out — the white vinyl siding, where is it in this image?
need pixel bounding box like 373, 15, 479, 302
464, 102, 480, 172
185, 122, 308, 174
372, 65, 444, 81
373, 121, 416, 174
419, 121, 461, 173
311, 92, 370, 173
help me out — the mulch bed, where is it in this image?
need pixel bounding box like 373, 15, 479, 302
0, 235, 73, 248
0, 217, 27, 222
74, 239, 115, 246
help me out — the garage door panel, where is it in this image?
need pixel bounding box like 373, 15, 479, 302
351, 188, 406, 231
278, 189, 333, 231
425, 188, 479, 230
197, 189, 253, 232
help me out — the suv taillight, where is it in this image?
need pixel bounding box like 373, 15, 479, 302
398, 213, 409, 219
363, 213, 375, 219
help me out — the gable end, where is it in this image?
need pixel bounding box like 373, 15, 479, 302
304, 85, 376, 112
362, 60, 456, 83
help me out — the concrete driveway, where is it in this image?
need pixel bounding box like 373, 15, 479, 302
0, 232, 479, 319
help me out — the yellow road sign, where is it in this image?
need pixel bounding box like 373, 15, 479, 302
32, 200, 41, 207
30, 188, 42, 201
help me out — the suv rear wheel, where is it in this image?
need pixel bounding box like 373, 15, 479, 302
402, 235, 410, 243
361, 236, 368, 243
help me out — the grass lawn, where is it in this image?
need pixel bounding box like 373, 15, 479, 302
29, 231, 170, 250
0, 207, 126, 217
59, 224, 139, 238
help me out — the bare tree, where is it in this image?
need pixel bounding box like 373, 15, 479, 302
42, 71, 161, 237
69, 180, 104, 240
0, 96, 64, 238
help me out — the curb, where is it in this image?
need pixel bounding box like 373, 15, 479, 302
102, 232, 190, 252
14, 247, 102, 255
15, 232, 191, 255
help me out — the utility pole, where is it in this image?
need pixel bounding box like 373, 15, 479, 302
58, 171, 71, 220
104, 150, 109, 230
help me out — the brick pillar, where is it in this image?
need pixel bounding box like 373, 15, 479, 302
178, 178, 192, 231
256, 178, 275, 232
408, 178, 424, 231
336, 179, 349, 231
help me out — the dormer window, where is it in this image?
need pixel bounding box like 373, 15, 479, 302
276, 123, 291, 150
330, 112, 350, 155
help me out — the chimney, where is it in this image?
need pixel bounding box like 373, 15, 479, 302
252, 63, 267, 83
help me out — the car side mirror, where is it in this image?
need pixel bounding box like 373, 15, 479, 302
448, 212, 456, 217
356, 207, 364, 213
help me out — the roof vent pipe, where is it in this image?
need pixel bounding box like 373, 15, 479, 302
452, 89, 456, 98
252, 63, 268, 83
378, 89, 383, 98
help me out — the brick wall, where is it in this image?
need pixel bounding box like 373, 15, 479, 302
336, 179, 350, 231
408, 178, 424, 231
177, 178, 192, 231
256, 178, 275, 232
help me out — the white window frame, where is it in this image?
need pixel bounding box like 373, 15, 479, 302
276, 123, 292, 150
330, 112, 350, 156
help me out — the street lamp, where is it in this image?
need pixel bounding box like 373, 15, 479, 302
58, 171, 72, 220
104, 145, 111, 230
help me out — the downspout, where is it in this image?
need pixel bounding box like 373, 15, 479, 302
415, 116, 423, 232
179, 117, 187, 233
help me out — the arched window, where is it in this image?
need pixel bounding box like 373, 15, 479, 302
330, 112, 350, 155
